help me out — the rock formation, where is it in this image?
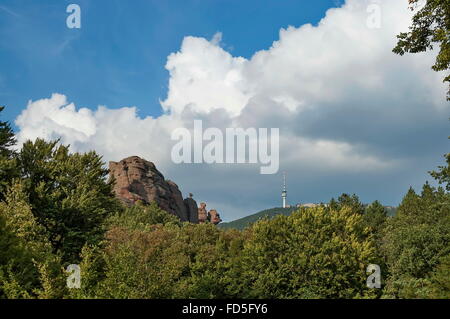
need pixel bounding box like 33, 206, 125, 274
208, 209, 222, 225
197, 203, 222, 225
109, 156, 189, 221
109, 156, 221, 225
184, 193, 199, 224
198, 202, 208, 224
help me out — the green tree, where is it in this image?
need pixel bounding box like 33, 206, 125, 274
0, 183, 66, 298
17, 138, 121, 263
241, 206, 378, 299
78, 224, 190, 299
330, 193, 365, 215
0, 106, 18, 200
426, 254, 450, 298
362, 201, 388, 241
362, 200, 388, 277
382, 183, 450, 298
0, 213, 35, 298
173, 224, 246, 299
107, 201, 182, 231
430, 138, 450, 191
73, 202, 248, 299
393, 0, 450, 100
364, 201, 387, 227
0, 106, 16, 157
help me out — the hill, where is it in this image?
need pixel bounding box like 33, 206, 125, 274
218, 207, 298, 230
219, 205, 397, 230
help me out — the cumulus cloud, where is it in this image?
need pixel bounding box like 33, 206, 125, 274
15, 94, 191, 172
161, 35, 250, 117
14, 0, 449, 220
16, 93, 96, 145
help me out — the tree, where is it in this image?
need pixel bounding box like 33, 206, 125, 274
329, 193, 365, 215
0, 106, 16, 157
107, 201, 182, 231
0, 183, 66, 298
362, 200, 387, 247
0, 106, 18, 200
0, 213, 35, 298
430, 137, 450, 190
382, 183, 450, 298
241, 206, 378, 299
363, 201, 388, 236
173, 224, 247, 299
87, 225, 189, 298
17, 138, 121, 263
74, 217, 247, 299
393, 0, 450, 100
426, 254, 450, 298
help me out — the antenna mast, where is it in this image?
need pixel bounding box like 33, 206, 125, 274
282, 171, 287, 208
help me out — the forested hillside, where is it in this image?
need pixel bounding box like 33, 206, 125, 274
220, 206, 397, 230
219, 207, 297, 230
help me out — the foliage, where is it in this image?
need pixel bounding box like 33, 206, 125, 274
362, 201, 388, 247
0, 213, 35, 298
381, 183, 450, 298
16, 138, 121, 263
393, 0, 450, 100
73, 222, 247, 299
430, 138, 450, 190
426, 254, 450, 298
0, 183, 66, 298
0, 106, 16, 157
363, 201, 388, 233
240, 207, 378, 299
329, 193, 365, 215
0, 106, 18, 200
107, 201, 182, 231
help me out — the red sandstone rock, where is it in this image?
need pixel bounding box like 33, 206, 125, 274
109, 156, 189, 221
208, 209, 222, 225
109, 156, 221, 225
198, 202, 208, 224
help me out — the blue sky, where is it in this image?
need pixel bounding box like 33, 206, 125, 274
0, 0, 342, 126
1, 0, 449, 221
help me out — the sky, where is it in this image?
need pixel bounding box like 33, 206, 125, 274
0, 0, 339, 123
1, 0, 449, 221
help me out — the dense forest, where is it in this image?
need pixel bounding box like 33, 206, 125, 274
0, 106, 449, 299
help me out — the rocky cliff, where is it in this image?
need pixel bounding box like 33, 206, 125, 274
184, 194, 199, 224
197, 202, 222, 225
109, 156, 221, 224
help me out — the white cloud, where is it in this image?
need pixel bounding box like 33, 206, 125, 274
16, 93, 96, 144
14, 0, 449, 220
15, 93, 184, 170
161, 35, 251, 117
